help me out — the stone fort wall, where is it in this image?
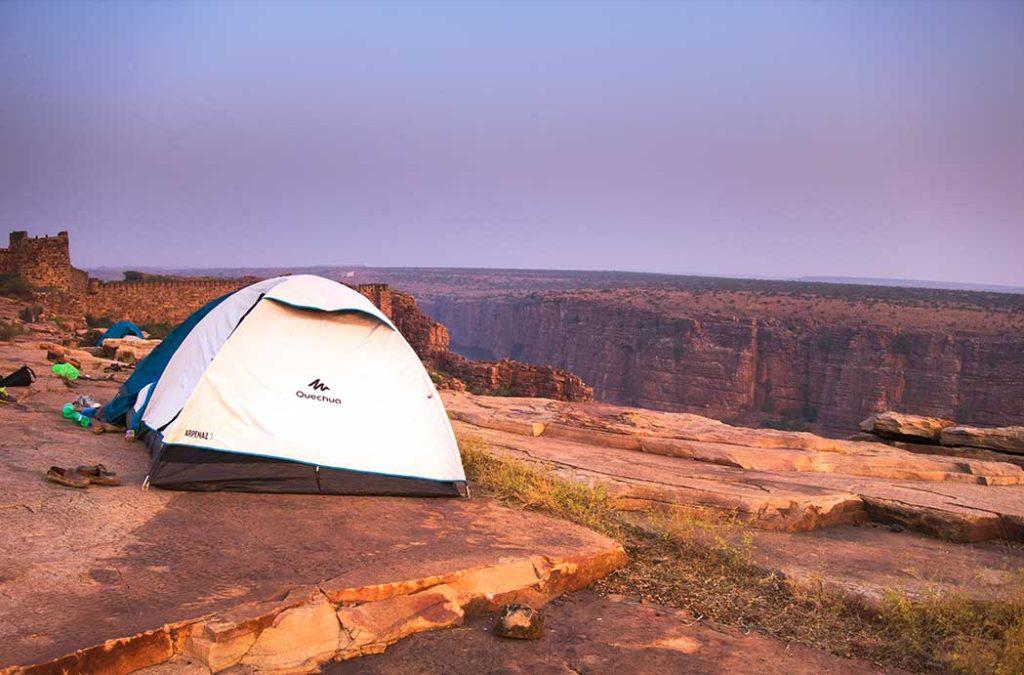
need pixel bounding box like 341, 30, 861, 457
0, 231, 89, 293
83, 278, 256, 324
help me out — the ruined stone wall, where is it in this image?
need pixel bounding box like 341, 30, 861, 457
356, 283, 393, 319
0, 231, 88, 293
83, 278, 253, 324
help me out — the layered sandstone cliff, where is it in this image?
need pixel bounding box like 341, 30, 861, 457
359, 285, 593, 402
421, 291, 1024, 435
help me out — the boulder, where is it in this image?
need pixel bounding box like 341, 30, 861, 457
41, 341, 102, 372
858, 411, 954, 443
100, 337, 161, 365
78, 328, 105, 347
493, 604, 543, 640
941, 426, 1024, 455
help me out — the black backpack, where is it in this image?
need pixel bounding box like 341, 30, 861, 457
0, 365, 36, 388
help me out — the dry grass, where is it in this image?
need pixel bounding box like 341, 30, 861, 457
0, 320, 25, 341
458, 433, 1024, 674
459, 435, 619, 536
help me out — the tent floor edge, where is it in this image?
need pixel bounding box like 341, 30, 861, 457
148, 444, 467, 497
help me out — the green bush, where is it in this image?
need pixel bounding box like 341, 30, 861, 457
759, 417, 810, 432
123, 270, 174, 282
139, 322, 174, 339
0, 321, 25, 341
0, 274, 32, 301
84, 314, 115, 328
759, 406, 816, 431
18, 305, 43, 323
892, 333, 916, 356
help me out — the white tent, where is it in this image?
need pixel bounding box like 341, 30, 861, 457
107, 275, 466, 496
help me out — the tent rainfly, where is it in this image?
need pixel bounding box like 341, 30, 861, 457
100, 275, 467, 496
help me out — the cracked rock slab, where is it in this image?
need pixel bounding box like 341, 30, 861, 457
447, 391, 1024, 543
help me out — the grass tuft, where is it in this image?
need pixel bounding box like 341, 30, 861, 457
0, 321, 26, 341
459, 434, 619, 536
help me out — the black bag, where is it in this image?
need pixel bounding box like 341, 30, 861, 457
0, 365, 36, 388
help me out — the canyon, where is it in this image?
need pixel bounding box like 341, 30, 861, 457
349, 269, 1024, 436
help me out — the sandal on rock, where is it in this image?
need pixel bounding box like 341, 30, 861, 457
46, 466, 90, 489
75, 464, 122, 486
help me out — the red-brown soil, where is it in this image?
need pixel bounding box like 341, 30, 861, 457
327, 590, 884, 674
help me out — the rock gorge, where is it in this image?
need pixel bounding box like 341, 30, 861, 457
366, 284, 593, 402
415, 284, 1024, 435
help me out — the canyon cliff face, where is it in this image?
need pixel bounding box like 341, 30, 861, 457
421, 293, 1024, 435
358, 285, 593, 403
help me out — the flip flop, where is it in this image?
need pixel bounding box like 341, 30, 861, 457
75, 464, 122, 486
46, 466, 90, 489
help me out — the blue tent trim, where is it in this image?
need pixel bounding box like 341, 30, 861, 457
99, 293, 232, 426
97, 320, 145, 345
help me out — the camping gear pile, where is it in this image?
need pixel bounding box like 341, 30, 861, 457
100, 275, 467, 496
60, 396, 102, 428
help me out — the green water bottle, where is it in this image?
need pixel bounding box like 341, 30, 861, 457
61, 403, 92, 428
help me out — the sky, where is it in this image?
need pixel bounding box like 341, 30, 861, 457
1, 1, 1022, 285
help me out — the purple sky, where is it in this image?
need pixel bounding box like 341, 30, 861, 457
1, 1, 1022, 284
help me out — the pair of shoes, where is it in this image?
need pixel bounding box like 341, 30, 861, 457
45, 464, 122, 489
76, 464, 122, 486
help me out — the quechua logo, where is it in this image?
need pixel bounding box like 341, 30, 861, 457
296, 378, 342, 405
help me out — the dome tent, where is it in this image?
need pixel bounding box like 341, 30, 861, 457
101, 275, 467, 496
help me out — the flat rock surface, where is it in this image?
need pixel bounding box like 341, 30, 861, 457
327, 590, 885, 674
446, 391, 1024, 543
745, 525, 1024, 604
942, 425, 1024, 455
446, 391, 1024, 602
0, 340, 619, 668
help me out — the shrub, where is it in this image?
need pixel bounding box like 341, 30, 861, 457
138, 322, 174, 339
18, 305, 43, 323
123, 270, 174, 283
0, 274, 32, 301
759, 417, 810, 432
84, 314, 115, 328
759, 406, 816, 431
892, 333, 916, 356
0, 321, 25, 341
